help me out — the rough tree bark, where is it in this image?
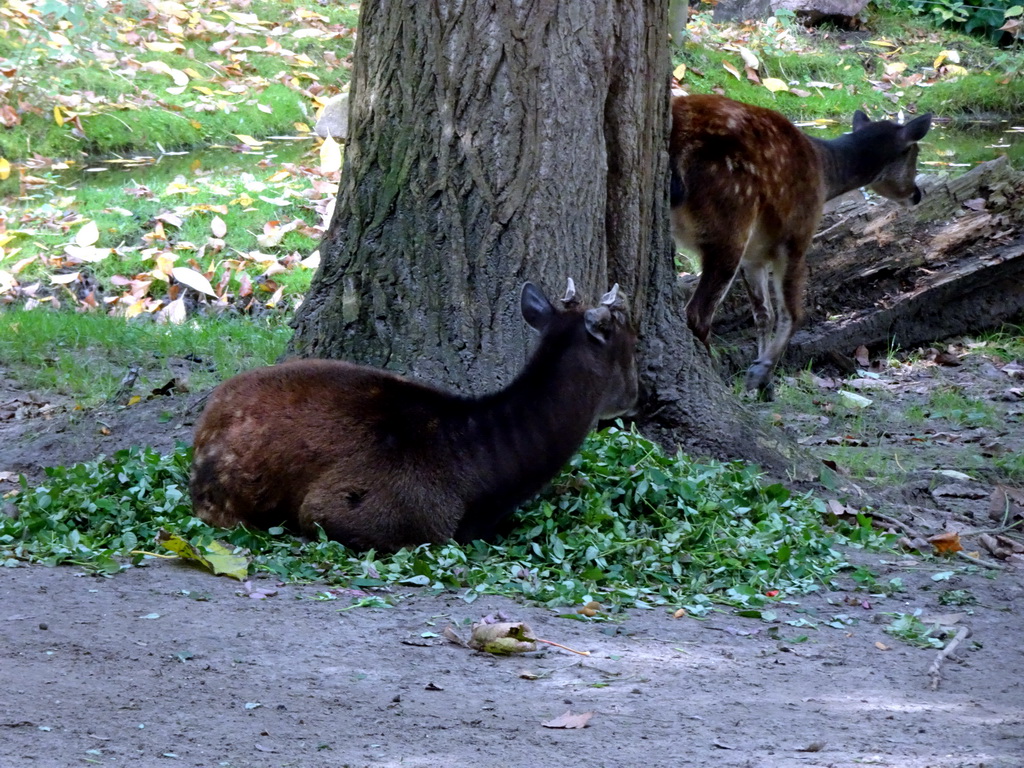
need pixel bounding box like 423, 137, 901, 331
289, 0, 798, 476
705, 157, 1024, 374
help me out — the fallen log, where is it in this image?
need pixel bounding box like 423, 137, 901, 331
682, 156, 1024, 376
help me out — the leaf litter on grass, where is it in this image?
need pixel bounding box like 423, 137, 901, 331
0, 143, 337, 319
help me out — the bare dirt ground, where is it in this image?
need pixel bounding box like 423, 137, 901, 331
2, 349, 1024, 768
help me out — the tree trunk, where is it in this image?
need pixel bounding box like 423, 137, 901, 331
706, 157, 1024, 375
289, 0, 798, 476
668, 0, 689, 44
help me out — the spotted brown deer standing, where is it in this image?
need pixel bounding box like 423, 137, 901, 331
190, 281, 638, 552
670, 94, 932, 398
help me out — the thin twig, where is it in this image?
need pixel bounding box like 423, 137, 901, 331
860, 507, 922, 539
928, 625, 971, 691
536, 638, 591, 657
973, 518, 1024, 537
957, 550, 1004, 570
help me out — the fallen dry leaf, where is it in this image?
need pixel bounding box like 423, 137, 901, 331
576, 600, 602, 617
542, 710, 593, 729
797, 742, 826, 752
443, 626, 469, 648
469, 621, 537, 655
928, 531, 964, 556
989, 485, 1024, 523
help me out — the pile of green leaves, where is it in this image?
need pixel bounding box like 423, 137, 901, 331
1, 426, 872, 612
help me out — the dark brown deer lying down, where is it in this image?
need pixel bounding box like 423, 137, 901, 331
190, 281, 638, 552
670, 94, 932, 398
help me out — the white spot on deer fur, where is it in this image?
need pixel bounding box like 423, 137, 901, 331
726, 157, 735, 172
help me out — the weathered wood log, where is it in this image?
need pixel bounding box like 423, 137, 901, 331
679, 156, 1024, 376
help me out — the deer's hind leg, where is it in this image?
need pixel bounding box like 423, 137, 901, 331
744, 236, 808, 399
740, 256, 775, 363
685, 225, 751, 351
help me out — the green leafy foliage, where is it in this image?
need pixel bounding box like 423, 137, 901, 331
884, 0, 1022, 42
1, 427, 869, 612
883, 610, 952, 648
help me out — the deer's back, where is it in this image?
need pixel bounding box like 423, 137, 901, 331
670, 94, 826, 249
190, 359, 464, 532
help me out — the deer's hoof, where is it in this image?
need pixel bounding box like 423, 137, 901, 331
744, 363, 775, 401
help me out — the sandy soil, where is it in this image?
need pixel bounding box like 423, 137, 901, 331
2, 353, 1023, 768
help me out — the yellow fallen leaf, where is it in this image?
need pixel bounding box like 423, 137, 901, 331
762, 77, 789, 93
0, 157, 10, 180
64, 245, 111, 263
673, 62, 687, 80
866, 38, 896, 47
210, 215, 227, 238
0, 270, 16, 293
942, 64, 969, 78
722, 60, 741, 80
234, 134, 263, 147
738, 46, 759, 70
53, 106, 64, 127
140, 60, 190, 87
144, 40, 186, 53
320, 135, 342, 173
154, 252, 177, 279
75, 220, 100, 247
124, 299, 146, 319
157, 530, 250, 580
223, 10, 267, 25
172, 266, 218, 297
265, 285, 285, 308
127, 395, 142, 406
11, 255, 34, 273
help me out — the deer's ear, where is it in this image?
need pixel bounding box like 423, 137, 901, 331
584, 306, 612, 344
852, 110, 870, 131
521, 282, 555, 332
902, 113, 932, 143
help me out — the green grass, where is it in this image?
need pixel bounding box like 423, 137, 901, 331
921, 385, 999, 428
678, 7, 1024, 121
677, 43, 878, 120
0, 426, 894, 612
0, 310, 291, 405
975, 321, 1024, 360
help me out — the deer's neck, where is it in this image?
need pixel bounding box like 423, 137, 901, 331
811, 134, 882, 202
458, 338, 600, 509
